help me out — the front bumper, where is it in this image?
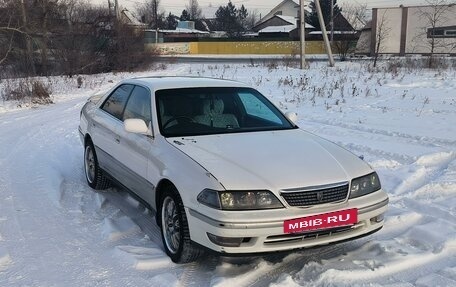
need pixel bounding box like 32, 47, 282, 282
186, 190, 388, 254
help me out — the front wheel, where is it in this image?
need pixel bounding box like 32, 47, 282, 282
159, 187, 203, 263
84, 141, 111, 190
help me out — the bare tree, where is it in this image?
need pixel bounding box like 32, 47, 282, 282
332, 3, 368, 60
1, 0, 155, 77
0, 0, 37, 75
245, 9, 259, 30
20, 0, 36, 75
0, 9, 22, 66
51, 0, 107, 76
34, 0, 63, 75
343, 3, 368, 30
186, 0, 202, 20
412, 0, 456, 68
373, 9, 391, 67
136, 0, 161, 28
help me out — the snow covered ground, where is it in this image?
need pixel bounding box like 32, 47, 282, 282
0, 61, 455, 286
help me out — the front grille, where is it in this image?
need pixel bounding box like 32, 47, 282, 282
264, 226, 354, 245
281, 183, 349, 207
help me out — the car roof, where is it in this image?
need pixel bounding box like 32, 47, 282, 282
123, 76, 250, 91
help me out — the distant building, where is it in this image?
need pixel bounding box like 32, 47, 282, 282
357, 4, 456, 55
307, 13, 357, 41
254, 15, 314, 38
145, 21, 210, 43
255, 0, 304, 26
254, 0, 355, 40
253, 15, 297, 32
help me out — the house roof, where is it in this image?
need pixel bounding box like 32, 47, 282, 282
275, 15, 297, 25
259, 25, 296, 33
157, 28, 209, 34
255, 0, 312, 27
309, 31, 357, 35
252, 14, 314, 32
256, 0, 298, 25
327, 13, 355, 31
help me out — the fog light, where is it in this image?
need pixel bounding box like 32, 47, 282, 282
370, 213, 384, 223
207, 233, 244, 247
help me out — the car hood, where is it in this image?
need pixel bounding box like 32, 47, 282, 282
168, 129, 373, 191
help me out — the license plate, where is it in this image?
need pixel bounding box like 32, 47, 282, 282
284, 208, 358, 233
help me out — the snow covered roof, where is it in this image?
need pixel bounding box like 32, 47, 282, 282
275, 16, 314, 29
259, 25, 296, 33
276, 15, 297, 25
309, 31, 357, 35
305, 23, 314, 29
258, 23, 313, 34
255, 0, 312, 26
158, 28, 209, 34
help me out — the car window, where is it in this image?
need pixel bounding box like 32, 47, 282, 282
101, 84, 134, 120
156, 87, 294, 137
238, 92, 282, 124
123, 86, 152, 124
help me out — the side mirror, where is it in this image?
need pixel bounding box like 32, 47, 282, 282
124, 118, 149, 134
285, 112, 298, 125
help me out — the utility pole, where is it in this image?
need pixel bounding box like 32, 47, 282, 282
315, 0, 335, 67
330, 0, 334, 43
299, 0, 306, 69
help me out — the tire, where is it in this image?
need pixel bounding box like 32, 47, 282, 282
84, 140, 111, 190
159, 187, 203, 263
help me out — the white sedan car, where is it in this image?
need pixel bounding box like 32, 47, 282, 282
79, 77, 389, 263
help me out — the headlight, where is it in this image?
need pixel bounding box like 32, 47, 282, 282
349, 172, 381, 198
197, 189, 284, 210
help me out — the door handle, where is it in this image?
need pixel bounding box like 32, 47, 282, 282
115, 138, 120, 144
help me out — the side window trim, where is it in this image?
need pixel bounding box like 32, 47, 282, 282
100, 84, 134, 121
122, 84, 155, 137
123, 84, 153, 122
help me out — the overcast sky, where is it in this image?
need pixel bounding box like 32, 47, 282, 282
93, 0, 430, 16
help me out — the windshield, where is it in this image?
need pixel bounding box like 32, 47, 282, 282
156, 87, 295, 137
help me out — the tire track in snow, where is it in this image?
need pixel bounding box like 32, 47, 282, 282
101, 190, 163, 247
300, 118, 456, 167
0, 99, 161, 286
247, 245, 350, 287
211, 242, 368, 287
302, 118, 456, 149
101, 188, 222, 287
302, 240, 456, 286
391, 152, 456, 202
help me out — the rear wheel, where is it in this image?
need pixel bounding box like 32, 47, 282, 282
159, 187, 203, 263
84, 141, 111, 190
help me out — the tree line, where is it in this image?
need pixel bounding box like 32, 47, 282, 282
0, 0, 262, 77
0, 0, 154, 78
138, 0, 258, 37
